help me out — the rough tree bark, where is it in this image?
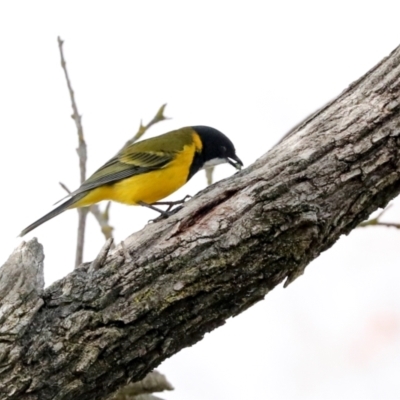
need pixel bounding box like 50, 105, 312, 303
2, 45, 400, 400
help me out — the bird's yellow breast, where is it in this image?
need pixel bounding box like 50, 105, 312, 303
73, 139, 199, 207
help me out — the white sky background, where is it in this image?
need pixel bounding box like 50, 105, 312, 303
1, 1, 400, 399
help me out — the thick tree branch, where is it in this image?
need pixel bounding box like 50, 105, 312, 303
2, 45, 400, 399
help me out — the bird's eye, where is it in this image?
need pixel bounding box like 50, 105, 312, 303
221, 146, 227, 154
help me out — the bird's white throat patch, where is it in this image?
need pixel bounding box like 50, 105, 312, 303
202, 158, 227, 169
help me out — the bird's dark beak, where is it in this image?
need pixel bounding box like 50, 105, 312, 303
227, 154, 243, 170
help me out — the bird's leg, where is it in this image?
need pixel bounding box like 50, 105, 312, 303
138, 198, 188, 223
138, 201, 170, 217
152, 195, 192, 212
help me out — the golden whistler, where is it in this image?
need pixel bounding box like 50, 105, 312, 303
20, 126, 242, 236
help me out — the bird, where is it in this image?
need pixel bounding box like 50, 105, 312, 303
19, 125, 243, 236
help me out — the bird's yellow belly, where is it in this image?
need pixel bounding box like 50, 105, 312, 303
73, 145, 194, 207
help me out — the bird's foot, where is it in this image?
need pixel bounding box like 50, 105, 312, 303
138, 199, 188, 223
152, 195, 192, 212
148, 205, 184, 223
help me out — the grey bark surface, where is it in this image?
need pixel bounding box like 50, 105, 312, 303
2, 45, 400, 399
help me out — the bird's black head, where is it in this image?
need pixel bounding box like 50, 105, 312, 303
191, 126, 243, 174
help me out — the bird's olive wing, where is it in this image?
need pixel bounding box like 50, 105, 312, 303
119, 150, 174, 167
73, 150, 175, 195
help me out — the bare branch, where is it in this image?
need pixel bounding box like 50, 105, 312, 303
125, 104, 169, 147
57, 36, 88, 268
57, 37, 87, 183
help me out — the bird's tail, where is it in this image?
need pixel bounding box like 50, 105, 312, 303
19, 194, 85, 237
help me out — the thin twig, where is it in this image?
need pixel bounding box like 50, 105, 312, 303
124, 104, 169, 148
358, 221, 400, 229
89, 238, 114, 273
358, 205, 400, 229
59, 182, 71, 195
89, 203, 114, 241
57, 37, 87, 183
57, 36, 88, 268
205, 167, 215, 185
